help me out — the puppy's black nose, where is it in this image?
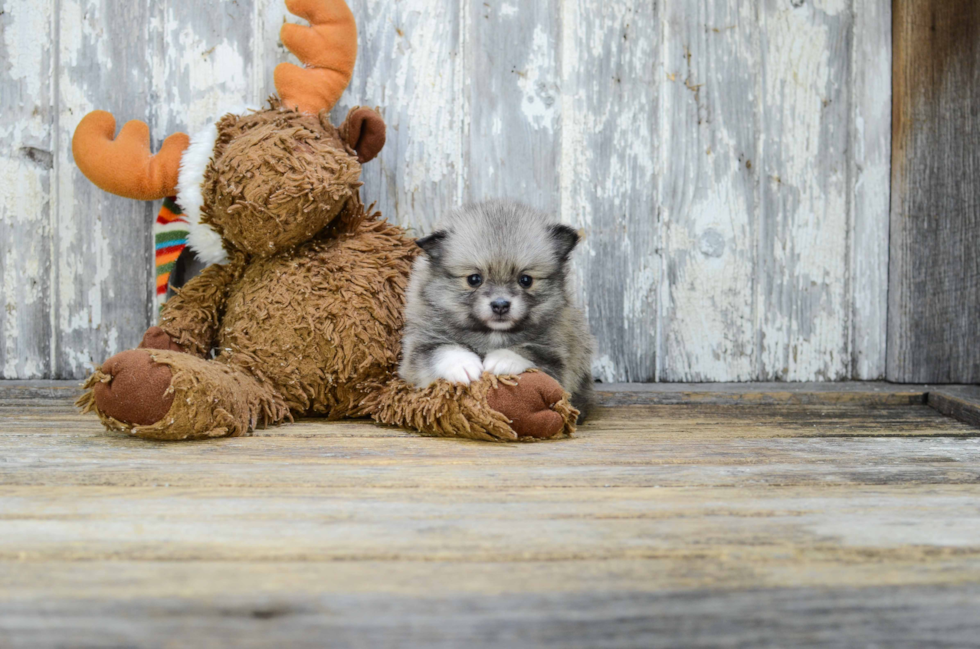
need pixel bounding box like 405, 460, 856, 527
491, 299, 511, 315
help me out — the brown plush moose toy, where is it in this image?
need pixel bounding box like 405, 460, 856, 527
70, 0, 578, 442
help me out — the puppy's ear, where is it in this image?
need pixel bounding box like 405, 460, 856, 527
415, 231, 448, 260
549, 224, 580, 262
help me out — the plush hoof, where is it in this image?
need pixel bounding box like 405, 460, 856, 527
138, 326, 186, 353
486, 372, 568, 439
93, 350, 175, 426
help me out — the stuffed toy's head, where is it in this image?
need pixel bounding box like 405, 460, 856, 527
70, 0, 385, 267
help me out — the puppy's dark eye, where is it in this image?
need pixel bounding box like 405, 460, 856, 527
518, 274, 533, 289
467, 274, 483, 287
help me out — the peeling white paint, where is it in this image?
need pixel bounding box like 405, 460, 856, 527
1, 0, 891, 382
324, 0, 464, 232
0, 0, 53, 379
151, 7, 252, 138
2, 2, 52, 99
848, 0, 891, 380
759, 5, 849, 381
517, 25, 558, 132
813, 0, 847, 17
1, 159, 48, 378
560, 0, 659, 382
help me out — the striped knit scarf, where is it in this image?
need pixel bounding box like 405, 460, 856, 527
154, 197, 190, 315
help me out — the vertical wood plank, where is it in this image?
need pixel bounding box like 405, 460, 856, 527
847, 0, 890, 380
149, 0, 255, 142
560, 0, 659, 383
888, 0, 980, 383
54, 0, 154, 379
337, 0, 463, 234
464, 0, 561, 213
659, 0, 760, 382
757, 0, 852, 381
0, 0, 55, 378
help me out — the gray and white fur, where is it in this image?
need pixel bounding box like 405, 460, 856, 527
399, 200, 596, 420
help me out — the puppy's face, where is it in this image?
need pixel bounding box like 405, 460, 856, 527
416, 212, 579, 334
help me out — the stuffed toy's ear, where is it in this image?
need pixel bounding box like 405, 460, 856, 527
549, 224, 580, 262
341, 107, 386, 163
415, 231, 447, 260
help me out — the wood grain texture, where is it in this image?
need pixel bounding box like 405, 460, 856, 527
848, 0, 891, 380
339, 0, 464, 233
561, 0, 659, 382
660, 0, 759, 381
4, 484, 980, 561
657, 0, 890, 383
149, 0, 255, 140
2, 403, 978, 490
0, 0, 54, 379
888, 0, 980, 383
0, 1, 895, 383
928, 386, 980, 430
53, 0, 155, 379
2, 395, 980, 646
758, 0, 852, 381
464, 0, 560, 213
1, 575, 978, 648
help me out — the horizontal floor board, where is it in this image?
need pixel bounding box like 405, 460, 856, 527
0, 403, 971, 438
1, 485, 979, 562
0, 572, 977, 649
2, 433, 980, 488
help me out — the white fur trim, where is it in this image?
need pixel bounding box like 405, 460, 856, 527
176, 105, 259, 266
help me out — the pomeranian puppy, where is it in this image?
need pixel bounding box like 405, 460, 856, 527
399, 200, 595, 420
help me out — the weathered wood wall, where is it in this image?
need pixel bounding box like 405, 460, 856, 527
0, 0, 892, 382
888, 0, 980, 383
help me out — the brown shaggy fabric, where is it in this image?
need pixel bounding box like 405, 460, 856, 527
81, 349, 290, 441
366, 372, 575, 442
211, 205, 418, 417
365, 374, 521, 442
202, 107, 360, 260
159, 261, 244, 357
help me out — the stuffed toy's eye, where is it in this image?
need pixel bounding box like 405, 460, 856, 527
519, 274, 534, 288
467, 274, 483, 287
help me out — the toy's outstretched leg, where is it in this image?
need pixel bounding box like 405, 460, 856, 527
77, 349, 289, 440
365, 371, 578, 442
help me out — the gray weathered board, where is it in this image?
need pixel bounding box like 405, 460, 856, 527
888, 0, 980, 383
0, 0, 891, 382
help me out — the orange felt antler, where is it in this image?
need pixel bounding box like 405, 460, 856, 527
275, 0, 357, 115
72, 111, 189, 201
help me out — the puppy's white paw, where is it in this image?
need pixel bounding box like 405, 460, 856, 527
432, 346, 484, 385
483, 349, 535, 376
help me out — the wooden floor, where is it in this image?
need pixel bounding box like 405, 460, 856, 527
2, 382, 980, 648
